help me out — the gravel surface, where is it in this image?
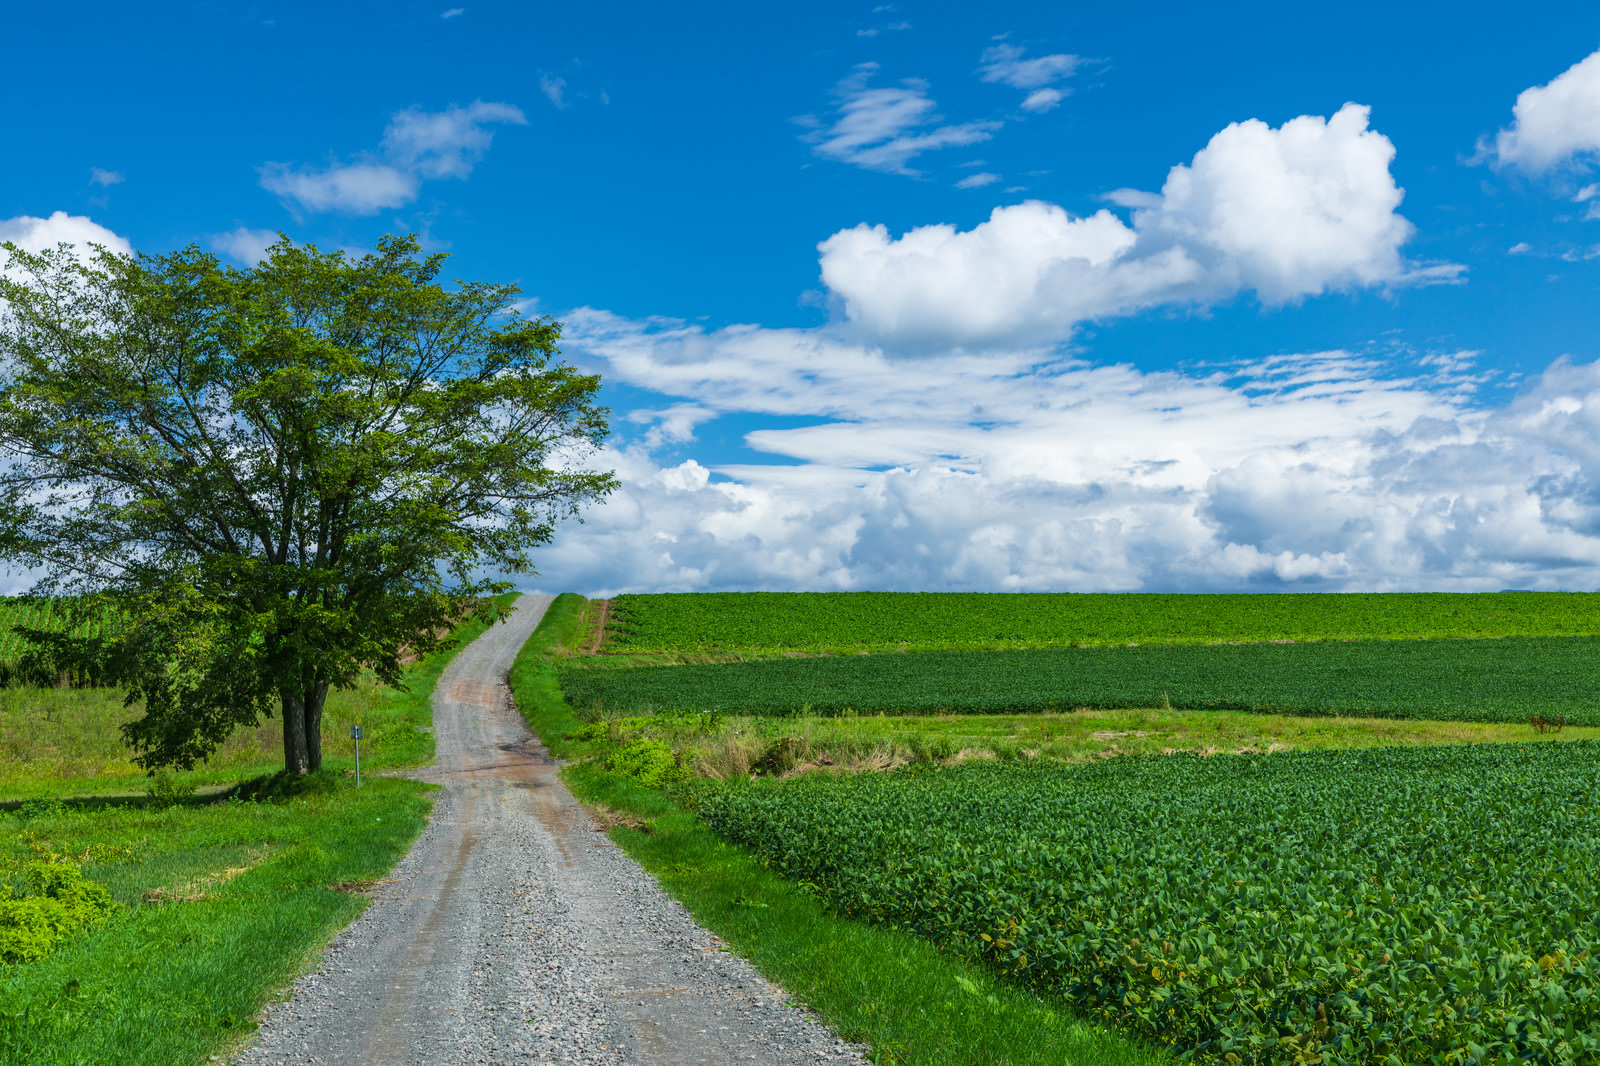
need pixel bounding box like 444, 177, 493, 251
233, 595, 868, 1065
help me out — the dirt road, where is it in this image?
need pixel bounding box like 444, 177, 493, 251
234, 595, 866, 1065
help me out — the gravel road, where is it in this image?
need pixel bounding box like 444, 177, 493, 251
233, 594, 868, 1065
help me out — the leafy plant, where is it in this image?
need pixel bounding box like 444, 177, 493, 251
0, 851, 118, 964
604, 590, 1600, 654
563, 636, 1600, 726
702, 742, 1600, 1064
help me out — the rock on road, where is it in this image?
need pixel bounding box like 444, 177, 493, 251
233, 595, 868, 1065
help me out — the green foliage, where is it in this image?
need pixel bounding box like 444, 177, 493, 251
605, 738, 688, 788
505, 592, 595, 763
562, 636, 1600, 725
0, 597, 122, 688
0, 235, 615, 773
142, 770, 197, 808
606, 591, 1600, 652
0, 591, 515, 801
702, 743, 1600, 1064
0, 849, 117, 964
0, 777, 431, 1064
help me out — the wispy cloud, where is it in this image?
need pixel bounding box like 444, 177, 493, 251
210, 226, 282, 266
88, 167, 124, 186
259, 100, 526, 215
440, 7, 464, 18
800, 63, 1000, 176
550, 301, 1600, 596
978, 43, 1081, 113
540, 74, 567, 109
955, 172, 999, 189
857, 20, 910, 37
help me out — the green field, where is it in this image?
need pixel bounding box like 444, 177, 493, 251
0, 597, 122, 687
701, 743, 1600, 1065
552, 591, 1600, 1063
561, 635, 1600, 725
603, 591, 1600, 653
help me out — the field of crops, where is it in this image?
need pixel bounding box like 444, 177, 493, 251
702, 742, 1600, 1064
0, 597, 119, 687
560, 635, 1600, 725
603, 591, 1600, 652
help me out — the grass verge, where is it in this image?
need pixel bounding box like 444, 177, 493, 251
510, 593, 1172, 1066
0, 594, 518, 1063
0, 779, 430, 1064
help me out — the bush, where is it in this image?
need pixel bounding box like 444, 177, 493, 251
605, 738, 687, 789
0, 856, 118, 964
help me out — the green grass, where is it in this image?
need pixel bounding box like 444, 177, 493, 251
604, 590, 1600, 654
512, 593, 1173, 1066
0, 594, 516, 801
566, 704, 1600, 782
0, 778, 431, 1065
703, 745, 1600, 1065
561, 635, 1600, 726
0, 595, 523, 1064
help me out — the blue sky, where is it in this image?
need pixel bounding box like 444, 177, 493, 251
7, 1, 1600, 593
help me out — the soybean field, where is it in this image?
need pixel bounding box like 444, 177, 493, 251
602, 591, 1600, 653
702, 742, 1600, 1065
559, 635, 1600, 725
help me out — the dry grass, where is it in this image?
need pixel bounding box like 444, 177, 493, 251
619, 704, 1600, 784
140, 846, 274, 903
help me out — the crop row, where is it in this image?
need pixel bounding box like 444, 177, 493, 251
560, 635, 1600, 725
604, 591, 1600, 652
0, 598, 120, 687
701, 743, 1600, 1064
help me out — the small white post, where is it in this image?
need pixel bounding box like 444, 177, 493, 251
351, 724, 364, 787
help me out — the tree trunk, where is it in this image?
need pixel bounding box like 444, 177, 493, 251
305, 681, 329, 772
282, 691, 310, 775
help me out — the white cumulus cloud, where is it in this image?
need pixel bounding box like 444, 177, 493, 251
0, 212, 133, 258
539, 308, 1600, 596
816, 103, 1459, 351
260, 100, 526, 215
1490, 46, 1600, 172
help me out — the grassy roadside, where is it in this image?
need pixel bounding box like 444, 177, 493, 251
509, 593, 1173, 1066
0, 594, 516, 801
0, 594, 517, 1064
1, 780, 431, 1064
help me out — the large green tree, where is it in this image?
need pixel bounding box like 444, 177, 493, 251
0, 234, 615, 774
